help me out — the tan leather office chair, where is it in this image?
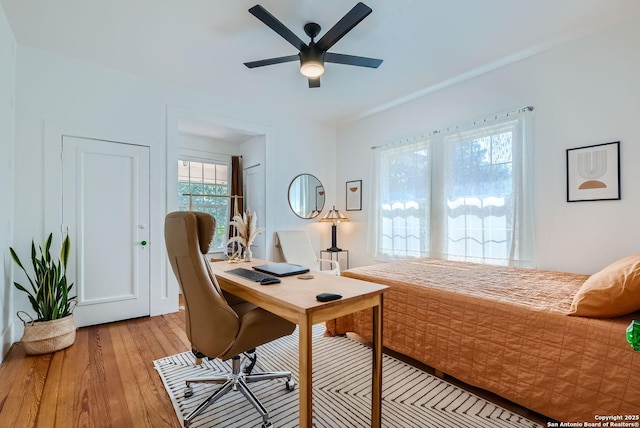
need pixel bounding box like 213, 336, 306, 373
165, 211, 296, 428
276, 230, 340, 275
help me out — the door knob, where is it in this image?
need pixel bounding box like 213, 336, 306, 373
140, 240, 148, 246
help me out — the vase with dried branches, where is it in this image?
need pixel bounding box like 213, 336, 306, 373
228, 211, 265, 262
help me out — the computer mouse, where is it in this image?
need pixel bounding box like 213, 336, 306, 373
260, 277, 281, 285
316, 292, 342, 302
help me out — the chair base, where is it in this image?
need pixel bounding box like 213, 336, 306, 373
183, 355, 294, 427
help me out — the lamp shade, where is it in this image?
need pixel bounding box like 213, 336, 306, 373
320, 206, 349, 223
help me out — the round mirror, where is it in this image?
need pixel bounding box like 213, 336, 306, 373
288, 174, 325, 219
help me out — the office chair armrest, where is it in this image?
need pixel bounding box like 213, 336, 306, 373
317, 258, 340, 275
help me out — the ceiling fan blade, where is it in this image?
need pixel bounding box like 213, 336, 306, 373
244, 55, 299, 68
325, 52, 382, 68
315, 2, 372, 52
249, 5, 307, 51
308, 77, 321, 88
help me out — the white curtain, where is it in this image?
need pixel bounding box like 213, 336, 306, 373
369, 109, 534, 267
368, 139, 431, 259
437, 111, 534, 266
511, 111, 535, 266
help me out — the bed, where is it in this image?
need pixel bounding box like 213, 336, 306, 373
326, 257, 640, 423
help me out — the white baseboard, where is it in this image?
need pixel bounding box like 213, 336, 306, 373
0, 320, 14, 365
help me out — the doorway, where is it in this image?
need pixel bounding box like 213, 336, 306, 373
62, 136, 151, 327
166, 106, 268, 307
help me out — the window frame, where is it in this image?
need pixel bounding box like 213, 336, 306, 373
370, 110, 533, 267
177, 150, 232, 254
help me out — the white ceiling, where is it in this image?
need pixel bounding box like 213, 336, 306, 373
2, 0, 640, 126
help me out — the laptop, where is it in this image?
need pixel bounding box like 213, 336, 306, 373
253, 263, 310, 277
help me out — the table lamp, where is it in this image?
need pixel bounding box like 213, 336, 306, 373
320, 205, 349, 252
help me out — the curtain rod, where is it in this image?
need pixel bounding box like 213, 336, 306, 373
243, 162, 261, 170
371, 105, 533, 151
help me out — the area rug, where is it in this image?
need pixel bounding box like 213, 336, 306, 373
154, 325, 542, 427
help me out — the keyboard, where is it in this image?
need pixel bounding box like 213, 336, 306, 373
226, 267, 280, 284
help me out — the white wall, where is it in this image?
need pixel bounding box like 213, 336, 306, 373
0, 3, 15, 362
239, 135, 267, 259
178, 133, 242, 156
267, 123, 338, 259
12, 46, 336, 341
337, 16, 640, 274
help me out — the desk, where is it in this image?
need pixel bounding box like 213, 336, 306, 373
210, 259, 388, 428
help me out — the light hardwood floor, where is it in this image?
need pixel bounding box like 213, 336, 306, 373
0, 312, 188, 428
0, 309, 548, 427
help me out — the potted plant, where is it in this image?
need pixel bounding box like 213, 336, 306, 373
10, 233, 77, 355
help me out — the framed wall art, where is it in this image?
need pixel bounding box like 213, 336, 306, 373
346, 180, 362, 211
566, 141, 620, 202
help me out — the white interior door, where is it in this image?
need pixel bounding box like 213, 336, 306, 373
243, 164, 266, 259
62, 136, 150, 327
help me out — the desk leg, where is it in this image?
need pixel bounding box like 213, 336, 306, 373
299, 317, 313, 428
372, 296, 383, 427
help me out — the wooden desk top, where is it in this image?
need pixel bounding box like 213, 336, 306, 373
210, 259, 388, 325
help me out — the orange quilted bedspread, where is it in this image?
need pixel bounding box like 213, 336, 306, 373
326, 259, 640, 423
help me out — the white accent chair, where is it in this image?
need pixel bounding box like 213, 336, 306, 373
275, 231, 340, 275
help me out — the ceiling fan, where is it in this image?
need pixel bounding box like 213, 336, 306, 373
244, 2, 383, 88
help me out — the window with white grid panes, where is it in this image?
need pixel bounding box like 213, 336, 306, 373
177, 159, 230, 251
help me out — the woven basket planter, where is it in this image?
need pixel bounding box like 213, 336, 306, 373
17, 312, 76, 355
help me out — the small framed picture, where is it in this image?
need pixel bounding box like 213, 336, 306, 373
346, 180, 362, 211
566, 141, 620, 202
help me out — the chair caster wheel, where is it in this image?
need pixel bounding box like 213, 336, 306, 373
184, 386, 193, 398
285, 379, 296, 391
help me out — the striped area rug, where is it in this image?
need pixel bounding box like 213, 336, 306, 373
154, 325, 542, 428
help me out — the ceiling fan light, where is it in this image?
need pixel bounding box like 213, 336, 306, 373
300, 60, 324, 78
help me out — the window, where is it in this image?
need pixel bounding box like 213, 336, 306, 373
178, 159, 230, 252
370, 110, 533, 266
374, 141, 431, 258
443, 123, 516, 262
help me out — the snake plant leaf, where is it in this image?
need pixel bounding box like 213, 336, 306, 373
13, 282, 34, 298
39, 250, 47, 269
60, 235, 71, 270
60, 287, 68, 317
10, 248, 37, 291
54, 261, 61, 285
44, 233, 53, 263
9, 247, 25, 271
26, 295, 40, 318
